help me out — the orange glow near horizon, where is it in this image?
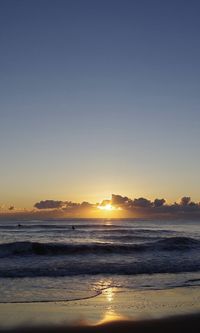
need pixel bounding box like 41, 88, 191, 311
98, 203, 114, 211
97, 204, 122, 212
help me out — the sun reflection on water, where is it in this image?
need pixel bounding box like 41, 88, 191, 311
92, 279, 126, 325
97, 287, 127, 325
105, 287, 113, 303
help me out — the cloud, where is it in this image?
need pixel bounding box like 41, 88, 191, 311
80, 201, 93, 208
111, 194, 130, 207
5, 194, 198, 220
180, 197, 191, 206
132, 197, 152, 208
109, 194, 200, 217
34, 200, 95, 216
100, 200, 111, 206
62, 201, 94, 210
153, 199, 166, 207
34, 200, 64, 210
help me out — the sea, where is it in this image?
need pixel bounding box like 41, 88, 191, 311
0, 218, 200, 303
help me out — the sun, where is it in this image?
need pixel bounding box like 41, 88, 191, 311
98, 203, 114, 211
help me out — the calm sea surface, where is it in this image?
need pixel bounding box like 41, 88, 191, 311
0, 219, 200, 303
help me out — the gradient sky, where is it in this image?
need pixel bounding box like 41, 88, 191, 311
1, 0, 200, 208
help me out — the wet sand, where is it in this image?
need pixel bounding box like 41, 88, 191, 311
0, 286, 200, 329
0, 313, 200, 333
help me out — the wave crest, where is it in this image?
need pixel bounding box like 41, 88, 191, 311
0, 237, 199, 258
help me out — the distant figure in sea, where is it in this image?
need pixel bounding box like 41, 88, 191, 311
72, 225, 75, 230
17, 224, 22, 228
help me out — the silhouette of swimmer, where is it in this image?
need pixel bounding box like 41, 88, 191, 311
72, 225, 75, 230
17, 224, 22, 227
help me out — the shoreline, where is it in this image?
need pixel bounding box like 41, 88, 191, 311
0, 286, 200, 328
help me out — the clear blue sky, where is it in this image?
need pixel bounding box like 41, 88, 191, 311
1, 0, 200, 208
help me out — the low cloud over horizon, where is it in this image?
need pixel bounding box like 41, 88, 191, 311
33, 194, 200, 216
1, 194, 200, 220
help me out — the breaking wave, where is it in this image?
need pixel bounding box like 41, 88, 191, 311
0, 237, 199, 258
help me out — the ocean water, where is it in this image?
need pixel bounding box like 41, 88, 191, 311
0, 218, 200, 303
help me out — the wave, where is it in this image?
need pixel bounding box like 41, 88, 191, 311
101, 235, 157, 241
0, 237, 199, 258
1, 258, 200, 278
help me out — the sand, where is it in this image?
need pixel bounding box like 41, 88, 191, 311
0, 286, 200, 329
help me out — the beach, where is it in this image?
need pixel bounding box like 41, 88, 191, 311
0, 286, 200, 330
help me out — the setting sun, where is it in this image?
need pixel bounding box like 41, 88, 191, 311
98, 203, 115, 211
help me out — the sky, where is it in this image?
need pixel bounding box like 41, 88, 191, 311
1, 0, 200, 210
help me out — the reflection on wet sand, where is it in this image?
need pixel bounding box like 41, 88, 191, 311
97, 287, 128, 325
0, 286, 200, 328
